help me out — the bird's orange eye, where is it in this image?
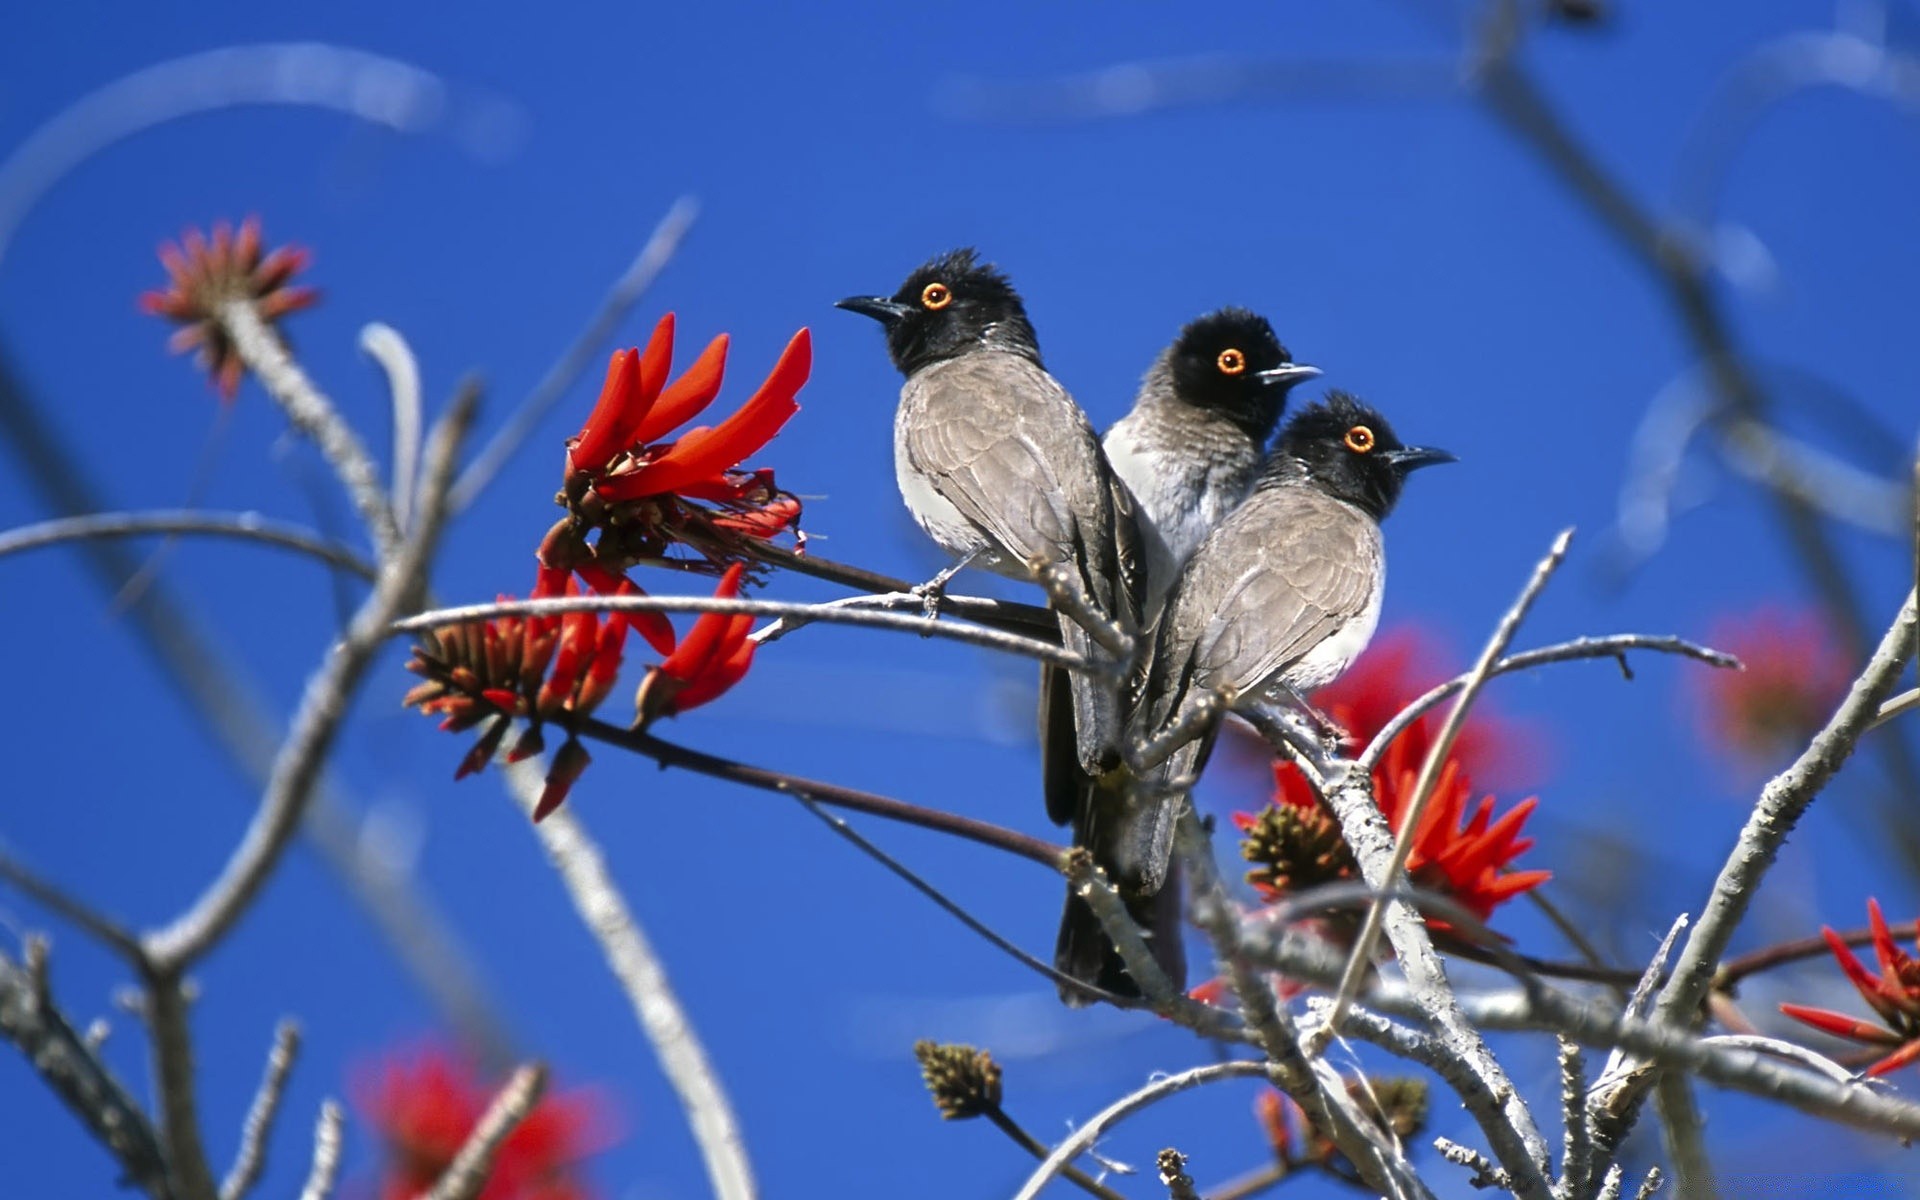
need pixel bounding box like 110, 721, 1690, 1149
1344, 425, 1376, 453
1217, 348, 1246, 375
921, 282, 952, 310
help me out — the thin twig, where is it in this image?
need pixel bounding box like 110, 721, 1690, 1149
0, 346, 514, 1064
295, 1102, 343, 1200
1559, 1038, 1591, 1198
1433, 1137, 1512, 1191
359, 324, 422, 533
1009, 1062, 1271, 1200
980, 1107, 1131, 1200
0, 44, 467, 271
451, 195, 699, 511
0, 849, 144, 961
750, 589, 1059, 647
1592, 588, 1920, 1144
422, 1063, 548, 1200
220, 299, 401, 557
1717, 918, 1920, 989
1063, 848, 1176, 1009
504, 760, 757, 1200
1333, 529, 1574, 1019
1358, 633, 1739, 772
792, 801, 1145, 1012
394, 592, 1098, 674
144, 386, 474, 971
0, 510, 377, 580
0, 942, 174, 1200
579, 720, 1067, 868
1697, 1035, 1859, 1086
1159, 1149, 1202, 1200
221, 1021, 300, 1200
1651, 1074, 1715, 1200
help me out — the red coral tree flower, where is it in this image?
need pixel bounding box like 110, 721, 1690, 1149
404, 564, 671, 819
1780, 898, 1920, 1076
1241, 628, 1549, 935
355, 1044, 611, 1200
139, 217, 318, 401
631, 562, 757, 729
543, 315, 811, 583
1694, 606, 1849, 767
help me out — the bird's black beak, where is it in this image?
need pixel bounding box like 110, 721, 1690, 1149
1381, 445, 1457, 473
836, 295, 914, 325
1254, 362, 1323, 389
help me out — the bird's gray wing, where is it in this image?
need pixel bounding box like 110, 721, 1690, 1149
1179, 488, 1380, 707
901, 354, 1120, 608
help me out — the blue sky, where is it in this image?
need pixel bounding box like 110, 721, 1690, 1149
3, 2, 1919, 1196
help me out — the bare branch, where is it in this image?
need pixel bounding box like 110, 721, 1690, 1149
0, 942, 173, 1199
0, 510, 377, 581
741, 541, 1058, 636
394, 592, 1098, 675
1559, 1039, 1591, 1198
1158, 1149, 1201, 1200
1323, 529, 1573, 1049
220, 1021, 300, 1200
0, 345, 514, 1062
1356, 633, 1737, 773
295, 1102, 343, 1200
1589, 588, 1919, 1144
1696, 1035, 1858, 1086
144, 385, 475, 971
794, 801, 1145, 1013
1062, 848, 1176, 1009
217, 299, 401, 557
504, 760, 757, 1200
580, 720, 1067, 868
0, 848, 144, 961
422, 1063, 547, 1200
451, 195, 700, 511
0, 44, 476, 272
1009, 1061, 1271, 1200
1651, 1074, 1715, 1200
358, 324, 422, 532
1433, 1137, 1511, 1191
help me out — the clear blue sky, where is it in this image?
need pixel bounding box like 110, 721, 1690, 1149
3, 2, 1918, 1196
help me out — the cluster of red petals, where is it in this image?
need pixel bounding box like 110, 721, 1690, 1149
138, 217, 318, 401
1781, 898, 1920, 1076
1248, 628, 1548, 929
403, 565, 667, 820
354, 1045, 609, 1200
544, 314, 810, 584
632, 563, 757, 728
407, 561, 763, 819
1694, 606, 1850, 767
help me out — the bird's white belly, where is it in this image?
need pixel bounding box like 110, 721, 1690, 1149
893, 415, 1016, 576
1284, 564, 1385, 693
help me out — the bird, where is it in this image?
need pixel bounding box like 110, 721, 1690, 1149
1049, 308, 1318, 1003
1088, 391, 1453, 993
836, 249, 1160, 1003
1105, 306, 1320, 615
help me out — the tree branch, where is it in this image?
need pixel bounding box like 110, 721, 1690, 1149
220, 1021, 300, 1200
504, 760, 757, 1200
0, 510, 377, 581
422, 1063, 547, 1200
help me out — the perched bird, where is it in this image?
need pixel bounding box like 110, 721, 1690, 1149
1050, 308, 1317, 1003
837, 250, 1160, 1003
1126, 391, 1456, 902
1105, 307, 1320, 613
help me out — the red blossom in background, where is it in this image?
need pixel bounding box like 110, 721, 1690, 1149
1694, 606, 1849, 767
631, 563, 757, 729
542, 315, 811, 583
355, 1045, 611, 1200
1781, 898, 1920, 1076
1240, 627, 1549, 935
138, 217, 318, 401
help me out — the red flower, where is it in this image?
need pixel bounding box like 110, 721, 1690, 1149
354, 1045, 610, 1200
1781, 898, 1920, 1076
1695, 606, 1849, 767
1246, 629, 1549, 931
404, 565, 666, 819
139, 217, 318, 401
631, 563, 757, 728
544, 317, 810, 583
